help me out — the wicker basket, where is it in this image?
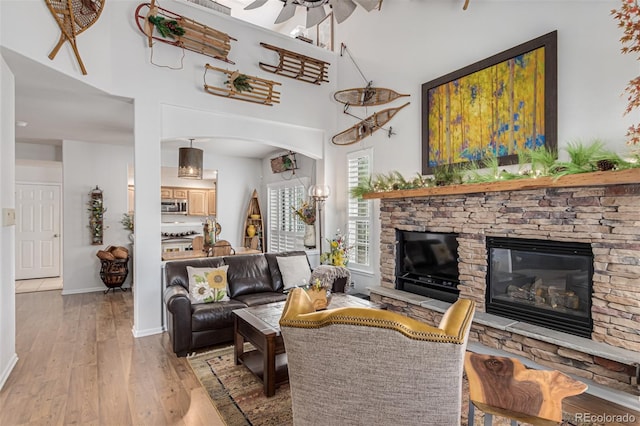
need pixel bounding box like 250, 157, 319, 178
99, 258, 129, 288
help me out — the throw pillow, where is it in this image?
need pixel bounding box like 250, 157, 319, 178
186, 265, 230, 304
276, 255, 312, 290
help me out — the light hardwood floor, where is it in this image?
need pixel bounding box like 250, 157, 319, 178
0, 290, 225, 426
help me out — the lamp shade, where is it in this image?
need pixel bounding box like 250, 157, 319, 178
309, 184, 331, 200
178, 146, 203, 179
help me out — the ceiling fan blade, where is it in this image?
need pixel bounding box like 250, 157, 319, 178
244, 0, 268, 10
274, 2, 297, 24
329, 0, 357, 23
353, 0, 379, 12
306, 6, 327, 28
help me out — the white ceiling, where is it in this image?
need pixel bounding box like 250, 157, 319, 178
4, 48, 281, 159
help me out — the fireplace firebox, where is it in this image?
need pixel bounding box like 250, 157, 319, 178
486, 237, 593, 338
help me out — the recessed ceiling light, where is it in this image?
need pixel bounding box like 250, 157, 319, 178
15, 121, 28, 127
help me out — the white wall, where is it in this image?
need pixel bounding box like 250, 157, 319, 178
0, 56, 17, 391
62, 140, 134, 294
15, 160, 62, 183
15, 142, 61, 162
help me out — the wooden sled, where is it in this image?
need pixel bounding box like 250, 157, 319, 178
135, 0, 236, 64
45, 0, 105, 75
332, 102, 409, 145
333, 87, 409, 106
203, 65, 281, 106
259, 42, 330, 85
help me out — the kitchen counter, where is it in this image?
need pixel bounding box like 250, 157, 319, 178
162, 247, 261, 261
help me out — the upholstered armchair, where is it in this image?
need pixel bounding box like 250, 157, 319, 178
279, 288, 476, 426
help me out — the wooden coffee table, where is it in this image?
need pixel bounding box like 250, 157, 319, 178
233, 293, 379, 397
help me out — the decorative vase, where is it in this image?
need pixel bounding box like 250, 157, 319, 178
304, 224, 316, 248
306, 287, 330, 310
247, 224, 256, 237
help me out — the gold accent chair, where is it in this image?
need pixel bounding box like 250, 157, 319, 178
279, 288, 476, 426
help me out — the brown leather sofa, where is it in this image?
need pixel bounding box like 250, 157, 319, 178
163, 251, 308, 357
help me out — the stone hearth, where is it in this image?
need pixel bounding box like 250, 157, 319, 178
369, 178, 640, 396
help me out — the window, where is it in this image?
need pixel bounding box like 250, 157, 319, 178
347, 150, 372, 268
267, 179, 309, 252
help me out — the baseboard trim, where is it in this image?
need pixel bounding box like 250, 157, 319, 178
131, 326, 164, 338
0, 353, 18, 391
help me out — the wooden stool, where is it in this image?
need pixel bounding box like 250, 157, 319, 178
464, 352, 588, 426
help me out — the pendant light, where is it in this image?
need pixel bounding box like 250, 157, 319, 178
178, 138, 203, 179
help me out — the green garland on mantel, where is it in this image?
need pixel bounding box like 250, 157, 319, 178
351, 142, 640, 199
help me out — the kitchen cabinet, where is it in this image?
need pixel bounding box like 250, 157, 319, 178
161, 187, 172, 199
188, 190, 208, 216
161, 187, 188, 199
207, 189, 217, 216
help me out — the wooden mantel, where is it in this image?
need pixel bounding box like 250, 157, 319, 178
362, 168, 640, 200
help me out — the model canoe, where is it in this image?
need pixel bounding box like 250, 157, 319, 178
333, 87, 409, 107
332, 102, 410, 145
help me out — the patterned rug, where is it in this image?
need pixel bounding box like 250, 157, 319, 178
187, 346, 594, 426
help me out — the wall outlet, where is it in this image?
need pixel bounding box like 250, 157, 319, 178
2, 208, 16, 226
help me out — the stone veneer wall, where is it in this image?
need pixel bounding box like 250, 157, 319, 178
376, 183, 640, 394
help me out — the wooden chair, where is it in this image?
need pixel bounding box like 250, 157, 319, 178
211, 239, 234, 257
191, 236, 204, 253
464, 352, 588, 426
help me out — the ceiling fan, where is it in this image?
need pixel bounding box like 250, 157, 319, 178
244, 0, 381, 28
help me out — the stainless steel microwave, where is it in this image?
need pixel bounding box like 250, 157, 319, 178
161, 199, 188, 215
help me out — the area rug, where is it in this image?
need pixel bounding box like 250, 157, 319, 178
187, 346, 594, 426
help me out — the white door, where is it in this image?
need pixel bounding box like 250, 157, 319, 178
15, 184, 61, 279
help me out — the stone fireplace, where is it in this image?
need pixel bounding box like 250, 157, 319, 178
369, 178, 640, 397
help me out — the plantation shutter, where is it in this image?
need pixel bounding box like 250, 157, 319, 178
267, 180, 307, 252
347, 150, 372, 267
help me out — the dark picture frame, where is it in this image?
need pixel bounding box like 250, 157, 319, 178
421, 31, 557, 175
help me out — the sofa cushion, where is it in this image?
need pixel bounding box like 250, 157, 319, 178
186, 265, 230, 304
234, 291, 288, 307
165, 257, 226, 291
191, 299, 247, 332
224, 254, 273, 298
265, 251, 309, 292
277, 255, 312, 289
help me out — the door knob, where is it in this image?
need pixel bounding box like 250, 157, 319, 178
53, 234, 59, 238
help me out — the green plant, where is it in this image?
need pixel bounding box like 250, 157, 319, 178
552, 140, 611, 177
121, 213, 134, 232
432, 164, 463, 186
528, 146, 557, 176
225, 74, 253, 93
148, 16, 186, 39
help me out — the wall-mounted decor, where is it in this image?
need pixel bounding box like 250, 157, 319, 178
334, 86, 409, 107
88, 186, 106, 245
317, 12, 333, 51
44, 0, 105, 75
332, 102, 410, 145
135, 0, 236, 65
259, 42, 330, 85
270, 152, 298, 173
203, 65, 281, 106
421, 31, 557, 175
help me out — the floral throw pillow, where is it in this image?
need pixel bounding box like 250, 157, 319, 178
186, 265, 230, 304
